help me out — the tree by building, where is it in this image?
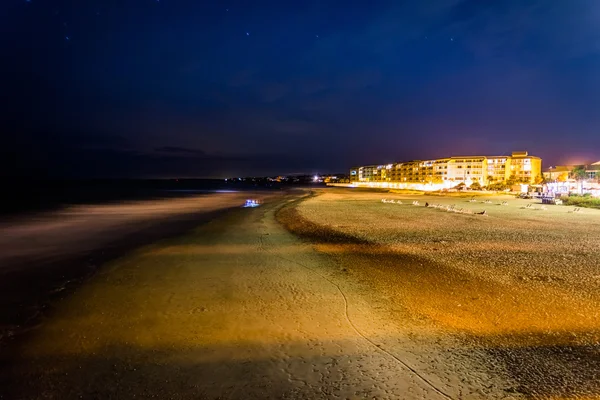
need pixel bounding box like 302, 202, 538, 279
506, 174, 517, 186
470, 181, 482, 190
486, 181, 509, 191
570, 166, 588, 194
556, 172, 569, 182
534, 175, 545, 185
570, 166, 588, 181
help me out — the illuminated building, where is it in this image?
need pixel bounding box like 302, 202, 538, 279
543, 161, 600, 182
508, 151, 542, 184
349, 151, 542, 189
542, 162, 600, 196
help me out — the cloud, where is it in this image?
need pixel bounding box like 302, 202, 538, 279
0, 126, 348, 179
32, 147, 338, 179
438, 0, 600, 62
297, 79, 332, 95
257, 82, 291, 103
335, 69, 382, 91
154, 146, 206, 156
227, 68, 258, 88
269, 119, 319, 135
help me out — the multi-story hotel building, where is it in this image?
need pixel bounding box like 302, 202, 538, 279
350, 151, 542, 188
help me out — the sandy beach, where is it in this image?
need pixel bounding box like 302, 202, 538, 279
281, 188, 600, 398
1, 188, 599, 399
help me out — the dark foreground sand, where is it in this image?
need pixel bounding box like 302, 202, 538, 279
2, 189, 597, 399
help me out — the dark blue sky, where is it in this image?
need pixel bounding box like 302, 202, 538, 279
2, 0, 599, 178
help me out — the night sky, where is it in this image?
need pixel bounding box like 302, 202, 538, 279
2, 1, 599, 179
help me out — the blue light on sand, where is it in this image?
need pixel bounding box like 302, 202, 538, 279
244, 199, 260, 208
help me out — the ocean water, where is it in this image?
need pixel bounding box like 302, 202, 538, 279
0, 179, 285, 216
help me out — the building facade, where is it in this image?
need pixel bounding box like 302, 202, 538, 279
543, 161, 600, 182
350, 151, 542, 187
542, 161, 600, 196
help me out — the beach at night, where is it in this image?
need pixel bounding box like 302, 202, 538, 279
3, 1, 600, 397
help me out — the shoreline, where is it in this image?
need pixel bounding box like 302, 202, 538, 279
0, 208, 234, 345
0, 192, 277, 346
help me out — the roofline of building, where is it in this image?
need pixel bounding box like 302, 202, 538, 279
511, 156, 541, 160
543, 167, 571, 172
352, 152, 543, 170
449, 156, 488, 159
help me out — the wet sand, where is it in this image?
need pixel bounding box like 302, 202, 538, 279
0, 192, 272, 342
